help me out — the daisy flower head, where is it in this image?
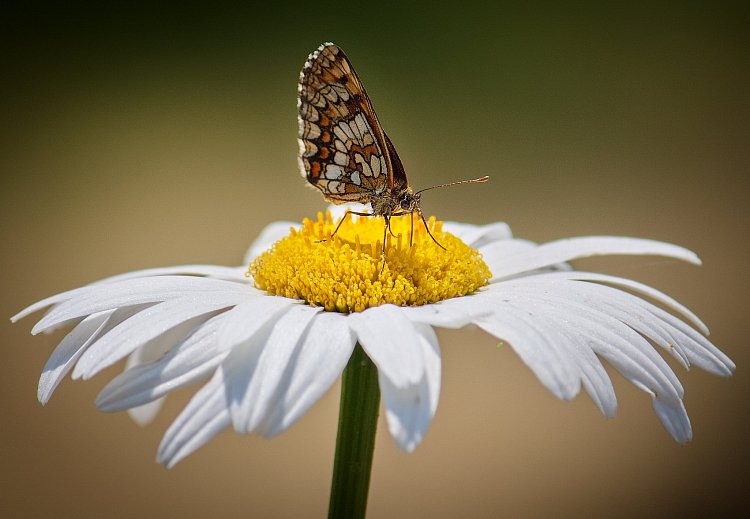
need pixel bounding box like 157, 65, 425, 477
12, 202, 735, 469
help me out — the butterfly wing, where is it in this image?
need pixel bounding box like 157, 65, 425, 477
383, 131, 409, 193
297, 43, 396, 204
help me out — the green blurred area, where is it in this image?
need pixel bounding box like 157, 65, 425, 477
4, 2, 746, 219
1, 2, 748, 518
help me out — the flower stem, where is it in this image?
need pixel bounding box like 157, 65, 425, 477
328, 343, 380, 519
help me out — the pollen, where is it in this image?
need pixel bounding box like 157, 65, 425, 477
249, 211, 491, 313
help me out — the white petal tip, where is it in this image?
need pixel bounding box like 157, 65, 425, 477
95, 396, 115, 412
392, 432, 422, 453
128, 411, 153, 427
400, 442, 418, 453
11, 303, 48, 323
37, 385, 50, 405
72, 366, 90, 381
155, 452, 173, 468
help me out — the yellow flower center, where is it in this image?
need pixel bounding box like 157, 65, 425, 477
249, 211, 490, 313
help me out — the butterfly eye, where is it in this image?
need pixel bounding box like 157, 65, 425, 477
400, 198, 412, 210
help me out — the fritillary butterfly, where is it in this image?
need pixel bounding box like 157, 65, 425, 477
297, 42, 488, 257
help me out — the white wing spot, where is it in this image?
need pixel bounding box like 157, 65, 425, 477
370, 154, 381, 177
332, 102, 349, 118
341, 122, 355, 140
302, 121, 321, 139
299, 102, 319, 122
308, 90, 326, 108
333, 124, 349, 144
322, 86, 339, 103
325, 164, 344, 180
354, 114, 369, 142
327, 180, 344, 193
333, 84, 350, 101
334, 151, 348, 166
303, 140, 318, 157
349, 120, 361, 143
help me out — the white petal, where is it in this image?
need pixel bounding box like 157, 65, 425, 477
225, 305, 320, 434
73, 294, 243, 380
472, 289, 617, 417
31, 276, 249, 335
381, 323, 441, 452
441, 221, 512, 247
37, 305, 148, 405
554, 284, 691, 370
548, 281, 706, 371
96, 265, 250, 285
217, 295, 298, 347
481, 288, 689, 425
97, 314, 227, 411
120, 329, 182, 425
489, 237, 700, 281
157, 368, 231, 468
559, 332, 618, 418
644, 304, 734, 376
399, 296, 491, 328
38, 310, 113, 404
97, 297, 295, 412
12, 290, 87, 324
99, 313, 222, 414
479, 239, 538, 273
501, 298, 617, 414
420, 326, 441, 419
127, 398, 165, 426
492, 276, 733, 376
260, 313, 356, 437
349, 305, 424, 388
513, 270, 708, 334
653, 396, 692, 443
484, 285, 685, 402
11, 269, 250, 324
475, 303, 582, 400
243, 221, 300, 265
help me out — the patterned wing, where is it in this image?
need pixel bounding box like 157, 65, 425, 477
297, 43, 395, 204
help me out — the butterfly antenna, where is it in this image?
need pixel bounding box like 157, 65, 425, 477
415, 175, 489, 195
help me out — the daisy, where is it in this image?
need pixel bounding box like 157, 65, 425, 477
12, 205, 734, 475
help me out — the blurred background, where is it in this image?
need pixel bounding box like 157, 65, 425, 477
2, 1, 748, 517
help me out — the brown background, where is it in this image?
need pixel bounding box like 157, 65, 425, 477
2, 2, 748, 517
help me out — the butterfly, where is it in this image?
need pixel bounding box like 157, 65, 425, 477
297, 42, 488, 257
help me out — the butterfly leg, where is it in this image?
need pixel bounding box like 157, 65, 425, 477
410, 211, 414, 247
417, 209, 447, 251
385, 215, 398, 238
379, 215, 390, 274
328, 210, 373, 240
385, 210, 415, 247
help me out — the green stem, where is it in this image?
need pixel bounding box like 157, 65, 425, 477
328, 344, 380, 519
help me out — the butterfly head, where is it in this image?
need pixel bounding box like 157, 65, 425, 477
398, 189, 421, 214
